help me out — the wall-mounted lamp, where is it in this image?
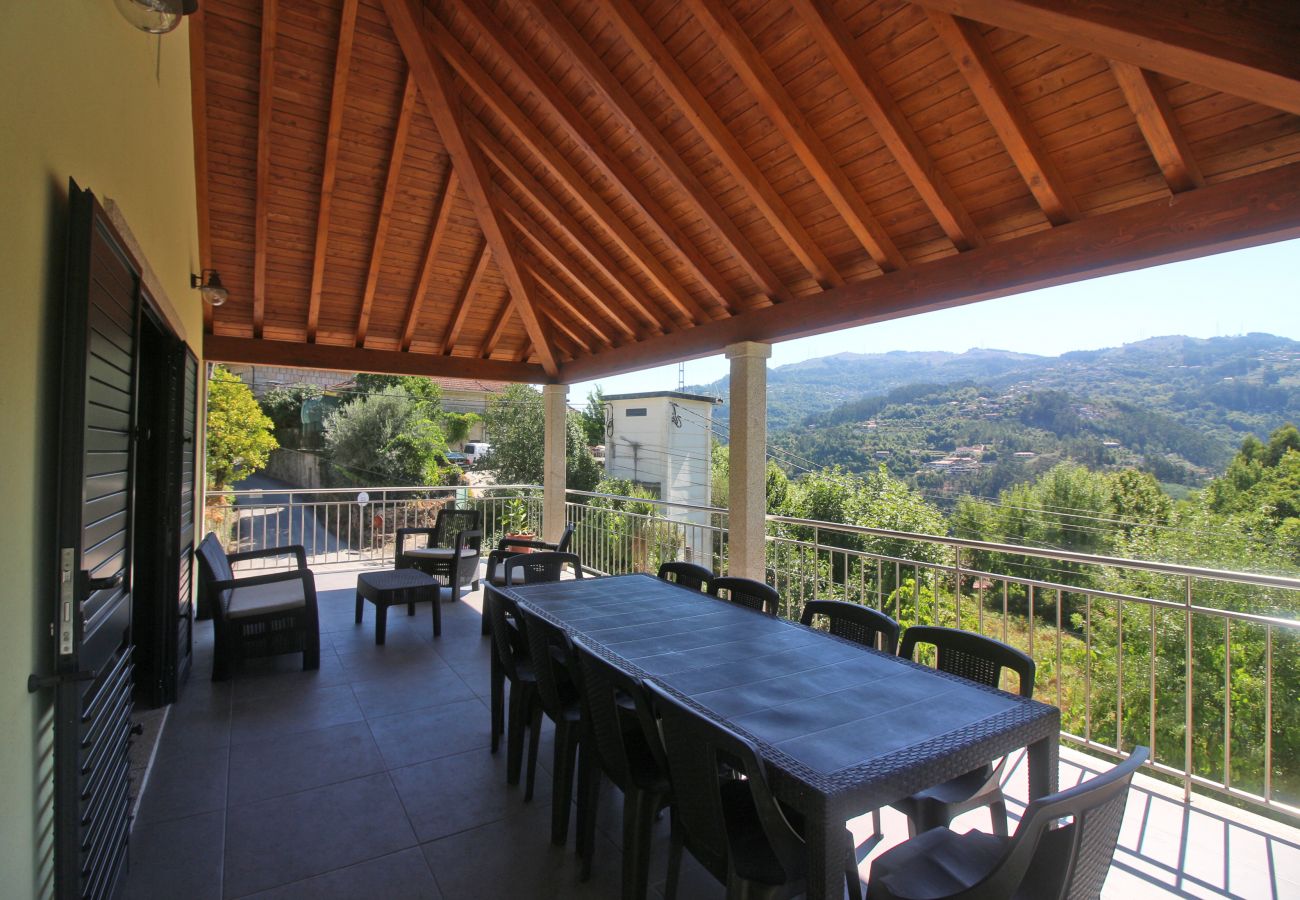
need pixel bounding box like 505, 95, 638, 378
114, 0, 198, 35
191, 269, 229, 306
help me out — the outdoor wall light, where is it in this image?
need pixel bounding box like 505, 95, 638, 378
191, 269, 229, 306
114, 0, 198, 35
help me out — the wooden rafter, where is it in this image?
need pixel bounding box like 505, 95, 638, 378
523, 0, 790, 305
437, 237, 488, 356
559, 160, 1300, 381
381, 0, 558, 377
355, 71, 417, 348
524, 262, 601, 355
252, 0, 277, 338
473, 121, 666, 334
792, 0, 983, 251
1110, 62, 1205, 194
479, 296, 516, 359
453, 2, 742, 317
188, 6, 213, 333
686, 0, 906, 273
914, 0, 1300, 117
307, 0, 359, 343
926, 11, 1080, 225
429, 19, 712, 326
402, 166, 459, 351
522, 253, 618, 351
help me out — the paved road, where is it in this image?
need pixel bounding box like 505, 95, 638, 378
230, 473, 346, 558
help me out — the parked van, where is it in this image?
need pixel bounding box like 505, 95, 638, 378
463, 442, 492, 466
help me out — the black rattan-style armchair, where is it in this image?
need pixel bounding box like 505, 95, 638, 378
891, 626, 1037, 837
396, 507, 483, 599
868, 747, 1149, 900
657, 561, 715, 592
196, 532, 320, 681
709, 575, 781, 616
481, 524, 575, 635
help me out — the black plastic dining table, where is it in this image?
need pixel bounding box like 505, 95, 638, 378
500, 573, 1061, 899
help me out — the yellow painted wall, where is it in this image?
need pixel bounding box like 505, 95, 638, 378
0, 2, 202, 894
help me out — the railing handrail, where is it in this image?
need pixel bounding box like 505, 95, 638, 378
564, 488, 728, 516
207, 483, 545, 497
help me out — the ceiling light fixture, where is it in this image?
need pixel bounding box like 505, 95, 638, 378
191, 269, 229, 307
113, 0, 198, 35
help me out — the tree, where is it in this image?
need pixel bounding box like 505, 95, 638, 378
579, 386, 606, 446
481, 384, 602, 491
323, 387, 452, 485
206, 366, 278, 489
259, 383, 323, 446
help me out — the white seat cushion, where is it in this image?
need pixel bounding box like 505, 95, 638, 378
227, 578, 306, 619
404, 546, 476, 561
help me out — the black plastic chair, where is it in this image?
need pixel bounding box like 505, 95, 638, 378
396, 507, 483, 598
799, 600, 900, 654
570, 634, 671, 898
644, 679, 862, 900
868, 747, 1149, 900
481, 525, 574, 636
657, 561, 714, 592
709, 576, 780, 617
891, 626, 1037, 837
484, 585, 540, 798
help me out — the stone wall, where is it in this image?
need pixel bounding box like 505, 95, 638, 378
264, 448, 323, 488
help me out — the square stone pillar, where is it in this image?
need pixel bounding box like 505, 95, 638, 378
724, 341, 771, 580
542, 383, 569, 543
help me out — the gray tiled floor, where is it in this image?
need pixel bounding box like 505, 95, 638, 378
125, 565, 1300, 899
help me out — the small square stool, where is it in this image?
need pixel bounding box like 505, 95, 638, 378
355, 569, 440, 644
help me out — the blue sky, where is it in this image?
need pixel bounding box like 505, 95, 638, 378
568, 237, 1300, 402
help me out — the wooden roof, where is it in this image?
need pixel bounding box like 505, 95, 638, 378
192, 0, 1300, 384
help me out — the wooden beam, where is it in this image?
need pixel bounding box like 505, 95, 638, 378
914, 0, 1300, 117
687, 0, 906, 273
203, 335, 546, 382
479, 296, 516, 359
927, 12, 1080, 225
519, 249, 620, 350
523, 0, 790, 305
252, 0, 277, 339
792, 0, 983, 251
187, 7, 213, 333
402, 166, 459, 351
355, 70, 417, 348
1110, 61, 1205, 194
438, 239, 489, 355
473, 121, 667, 334
381, 0, 559, 376
453, 2, 742, 316
429, 20, 713, 326
307, 0, 359, 343
557, 160, 1300, 381
527, 273, 598, 356
604, 0, 841, 289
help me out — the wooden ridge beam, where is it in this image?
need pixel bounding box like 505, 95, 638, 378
473, 121, 666, 334
927, 12, 1080, 226
1110, 61, 1205, 194
204, 335, 546, 382
523, 0, 790, 304
437, 238, 489, 355
355, 71, 417, 348
188, 6, 213, 333
452, 2, 742, 317
604, 0, 841, 289
793, 0, 983, 251
558, 160, 1300, 382
429, 20, 712, 326
307, 0, 359, 343
252, 0, 277, 339
402, 166, 459, 351
914, 0, 1300, 117
522, 253, 618, 352
381, 0, 558, 376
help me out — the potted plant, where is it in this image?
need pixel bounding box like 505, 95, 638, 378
500, 497, 536, 550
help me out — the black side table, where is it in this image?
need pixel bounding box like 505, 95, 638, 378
355, 569, 441, 644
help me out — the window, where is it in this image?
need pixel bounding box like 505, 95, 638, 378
625, 408, 647, 417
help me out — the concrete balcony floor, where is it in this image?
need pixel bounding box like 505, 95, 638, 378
124, 566, 1300, 899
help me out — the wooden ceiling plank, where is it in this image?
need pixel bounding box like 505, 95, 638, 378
558, 159, 1300, 382
914, 0, 1300, 117
522, 253, 618, 351
437, 237, 489, 355
307, 0, 360, 344
792, 0, 984, 252
479, 297, 517, 359
686, 0, 906, 273
252, 0, 278, 339
204, 334, 544, 382
402, 166, 459, 351
1110, 61, 1205, 194
523, 0, 791, 305
430, 20, 712, 326
451, 3, 742, 318
927, 11, 1082, 225
473, 121, 665, 335
381, 0, 559, 377
189, 6, 214, 333
604, 0, 841, 289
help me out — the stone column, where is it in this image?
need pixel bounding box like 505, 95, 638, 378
542, 383, 569, 544
724, 341, 771, 580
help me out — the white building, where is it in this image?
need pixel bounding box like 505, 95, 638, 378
603, 391, 719, 562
